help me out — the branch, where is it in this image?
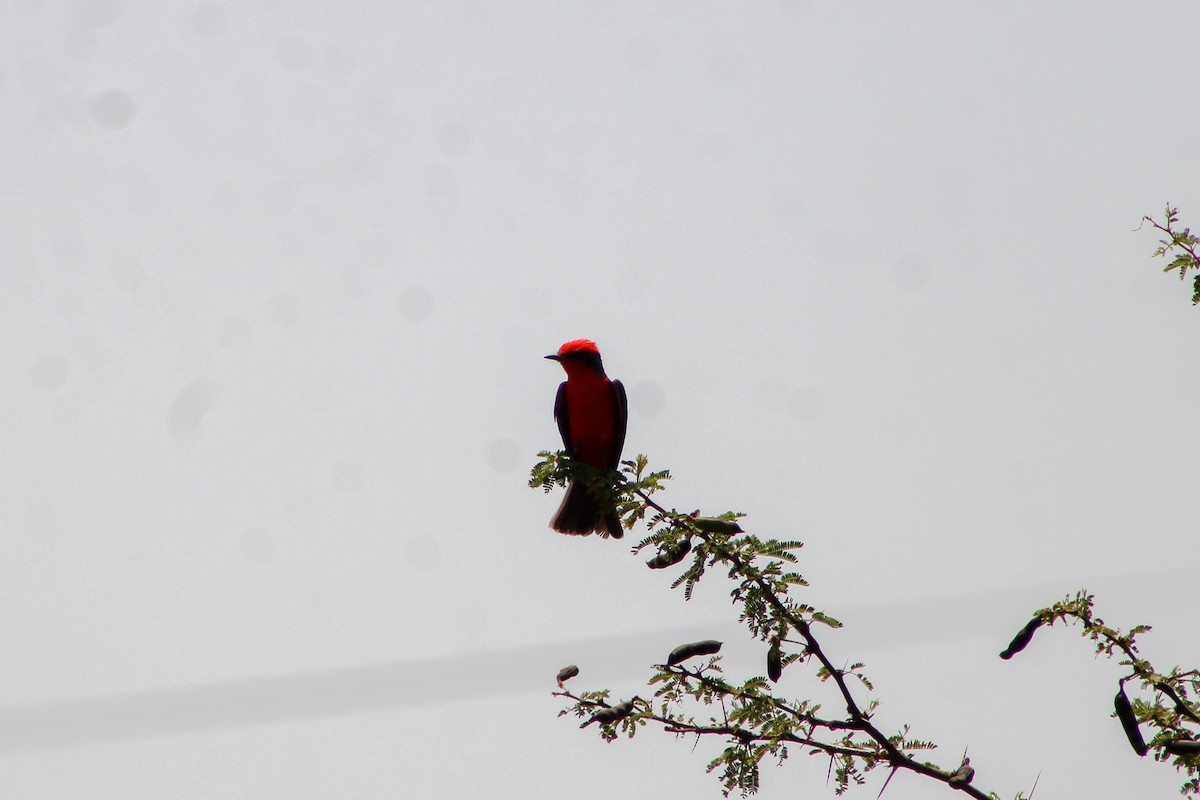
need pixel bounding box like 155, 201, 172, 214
1142, 204, 1200, 305
536, 451, 1015, 798
1000, 590, 1200, 796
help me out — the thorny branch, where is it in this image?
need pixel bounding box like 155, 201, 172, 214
531, 451, 1005, 799
1001, 592, 1200, 796
632, 485, 990, 796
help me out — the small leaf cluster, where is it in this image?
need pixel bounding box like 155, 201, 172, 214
1144, 204, 1200, 305
528, 451, 671, 529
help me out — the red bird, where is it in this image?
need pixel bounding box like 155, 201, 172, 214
545, 339, 628, 538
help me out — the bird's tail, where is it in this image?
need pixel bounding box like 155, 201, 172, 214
550, 480, 623, 538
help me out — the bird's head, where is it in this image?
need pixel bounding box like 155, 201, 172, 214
545, 339, 607, 378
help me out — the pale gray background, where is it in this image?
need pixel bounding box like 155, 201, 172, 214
1, 1, 1197, 798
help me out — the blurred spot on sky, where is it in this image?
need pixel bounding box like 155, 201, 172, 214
421, 165, 460, 216
63, 28, 97, 63
630, 381, 666, 418
481, 207, 517, 241
125, 175, 162, 211
24, 501, 59, 539
90, 351, 125, 385
707, 50, 746, 84
696, 129, 734, 166
265, 293, 300, 327
342, 145, 386, 183
788, 385, 824, 423
892, 254, 930, 292
339, 263, 371, 301
484, 437, 520, 472
0, 600, 25, 635
29, 354, 69, 392
770, 183, 805, 225
76, 0, 121, 28
321, 42, 356, 82
756, 378, 788, 413
776, 0, 808, 15
452, 603, 486, 645
190, 2, 228, 39
297, 378, 332, 411
50, 392, 87, 428
217, 316, 253, 351
240, 528, 275, 565
276, 35, 315, 72
518, 285, 553, 319
192, 505, 227, 543
281, 488, 318, 533
168, 377, 220, 444
614, 266, 648, 303
331, 459, 366, 494
396, 286, 433, 321
406, 535, 440, 571
437, 121, 473, 159
623, 38, 659, 72
91, 89, 137, 129
50, 224, 87, 271
810, 227, 852, 267
259, 178, 295, 215
192, 745, 235, 786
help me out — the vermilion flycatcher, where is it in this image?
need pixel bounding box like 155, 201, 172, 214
545, 339, 628, 538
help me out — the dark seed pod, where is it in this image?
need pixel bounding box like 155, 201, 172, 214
999, 617, 1043, 660
1155, 681, 1200, 723
586, 699, 635, 727
691, 516, 744, 535
646, 538, 692, 569
556, 664, 579, 689
667, 639, 723, 666
767, 641, 783, 683
1164, 740, 1200, 757
1115, 685, 1149, 757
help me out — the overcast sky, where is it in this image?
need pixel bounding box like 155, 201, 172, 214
2, 2, 1198, 798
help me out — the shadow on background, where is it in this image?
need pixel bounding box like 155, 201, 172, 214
4, 574, 1183, 752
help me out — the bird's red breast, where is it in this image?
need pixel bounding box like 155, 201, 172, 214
563, 371, 621, 468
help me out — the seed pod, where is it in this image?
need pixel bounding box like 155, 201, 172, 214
691, 516, 744, 535
667, 639, 723, 666
556, 664, 579, 689
1164, 740, 1200, 757
1114, 685, 1149, 757
585, 699, 635, 727
947, 758, 974, 787
999, 617, 1043, 660
1155, 681, 1200, 723
767, 641, 783, 683
646, 538, 692, 569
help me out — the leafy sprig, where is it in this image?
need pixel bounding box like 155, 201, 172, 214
1143, 205, 1200, 305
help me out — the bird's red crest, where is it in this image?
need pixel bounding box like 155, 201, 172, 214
558, 339, 601, 356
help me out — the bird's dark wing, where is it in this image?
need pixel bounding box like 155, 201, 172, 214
609, 379, 628, 470
553, 381, 573, 455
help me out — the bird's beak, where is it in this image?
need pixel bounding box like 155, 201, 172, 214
544, 354, 561, 361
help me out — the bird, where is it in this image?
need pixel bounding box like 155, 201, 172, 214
580, 698, 636, 728
948, 757, 974, 787
545, 339, 627, 538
